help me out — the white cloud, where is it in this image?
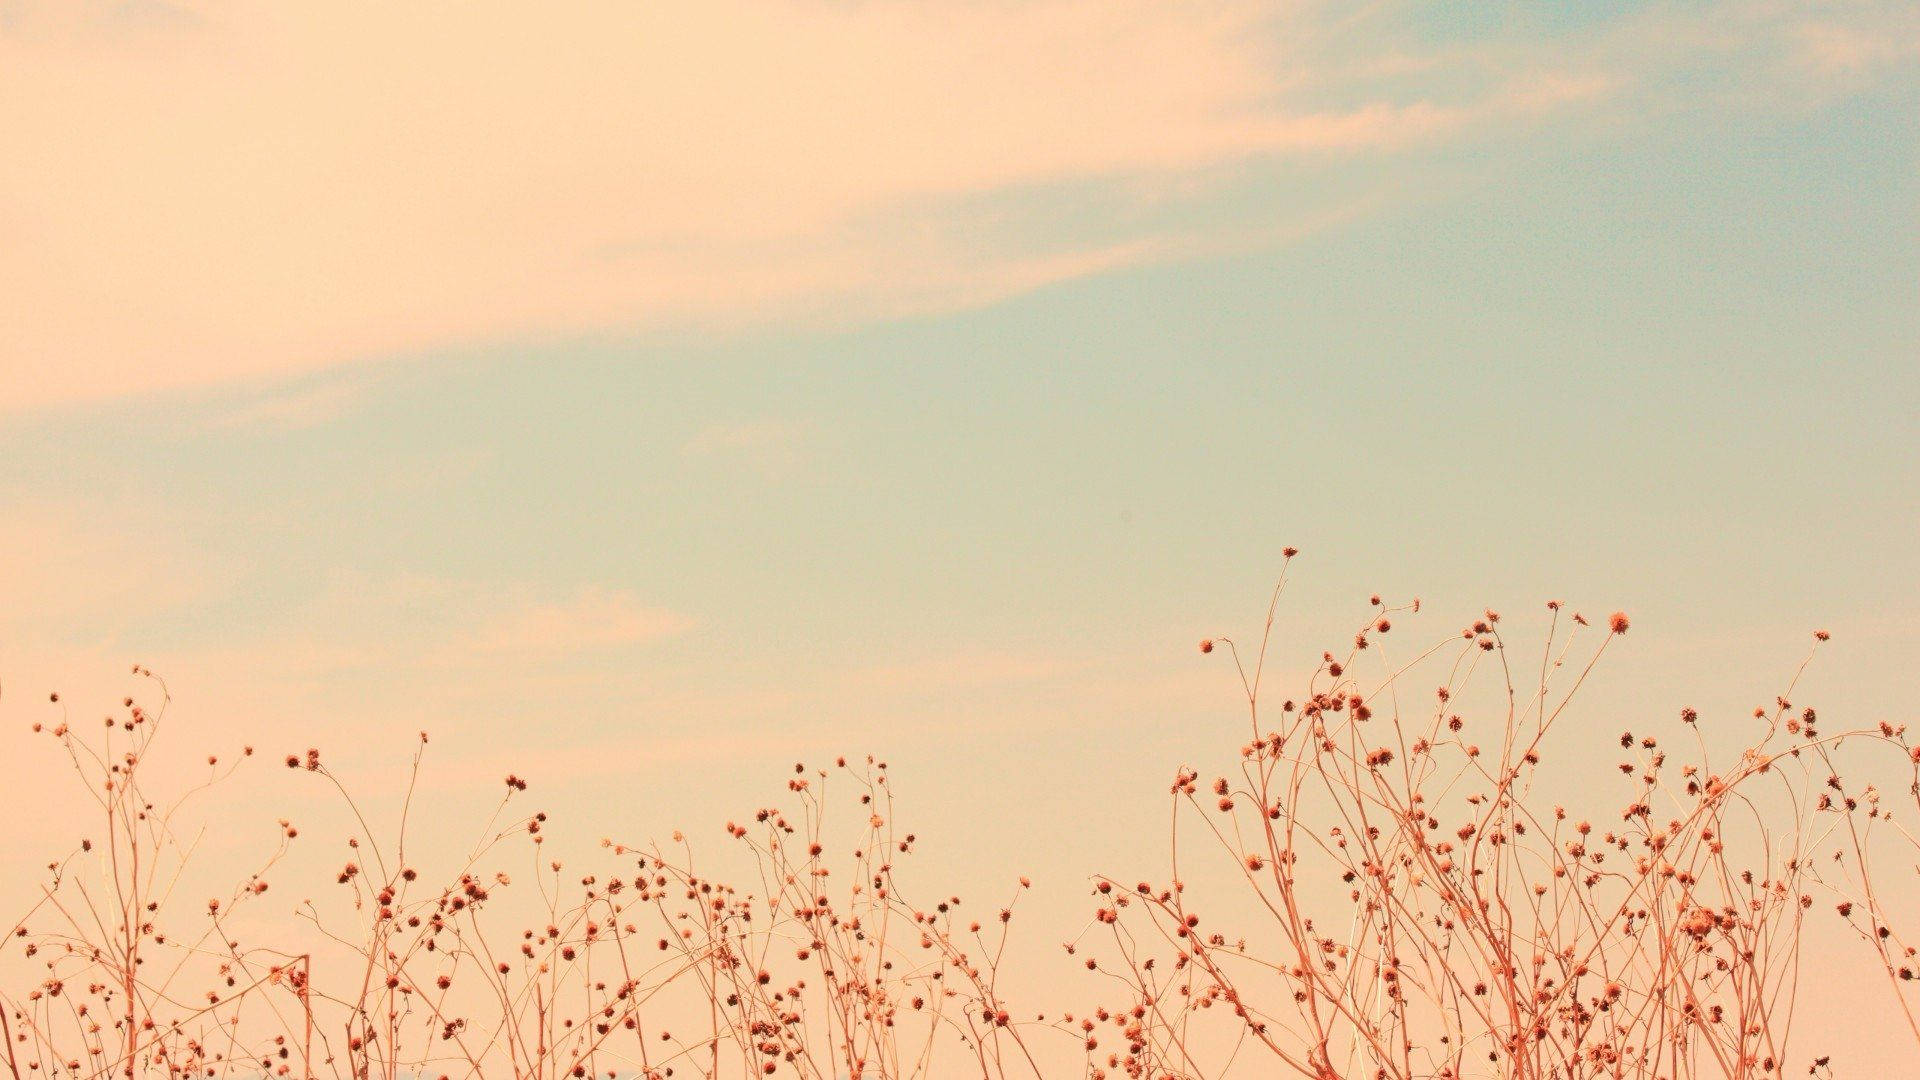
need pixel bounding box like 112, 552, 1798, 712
0, 1, 1619, 413
0, 0, 1908, 414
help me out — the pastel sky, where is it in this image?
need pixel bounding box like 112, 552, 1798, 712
2, 0, 1918, 1067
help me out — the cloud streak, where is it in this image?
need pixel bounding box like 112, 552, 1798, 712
463, 589, 691, 657
0, 1, 1609, 412
1, 0, 1910, 413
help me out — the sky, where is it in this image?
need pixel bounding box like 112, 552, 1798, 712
2, 0, 1918, 1070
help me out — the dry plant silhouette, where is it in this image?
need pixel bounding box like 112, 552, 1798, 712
1071, 557, 1918, 1080
5, 559, 1917, 1079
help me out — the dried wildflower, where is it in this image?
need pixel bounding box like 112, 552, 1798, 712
10, 582, 1905, 1080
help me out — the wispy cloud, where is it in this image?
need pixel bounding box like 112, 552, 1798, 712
0, 543, 690, 702
1793, 16, 1920, 78
0, 499, 209, 637
1, 0, 1910, 413
206, 373, 373, 431
463, 589, 691, 657
0, 2, 1593, 412
240, 574, 696, 675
